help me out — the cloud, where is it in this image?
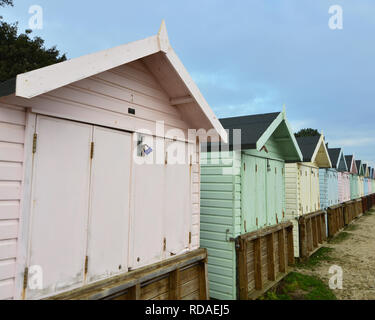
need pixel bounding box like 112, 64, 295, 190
330, 137, 375, 147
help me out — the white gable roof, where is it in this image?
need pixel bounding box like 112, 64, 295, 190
15, 21, 227, 142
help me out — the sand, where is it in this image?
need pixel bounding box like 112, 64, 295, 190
296, 212, 375, 300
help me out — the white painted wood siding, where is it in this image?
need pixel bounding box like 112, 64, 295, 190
0, 103, 26, 299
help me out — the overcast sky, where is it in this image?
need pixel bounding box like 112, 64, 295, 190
2, 1, 375, 166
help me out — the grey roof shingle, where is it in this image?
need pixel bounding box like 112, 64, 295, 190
218, 112, 280, 149
295, 135, 321, 162
345, 155, 353, 171
327, 148, 341, 168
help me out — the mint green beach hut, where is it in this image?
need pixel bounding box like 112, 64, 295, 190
200, 110, 302, 300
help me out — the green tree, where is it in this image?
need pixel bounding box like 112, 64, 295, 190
0, 20, 67, 82
295, 128, 320, 138
0, 0, 13, 7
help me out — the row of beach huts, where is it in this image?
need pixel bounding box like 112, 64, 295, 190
0, 23, 373, 300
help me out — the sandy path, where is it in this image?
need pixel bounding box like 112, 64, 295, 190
297, 212, 375, 300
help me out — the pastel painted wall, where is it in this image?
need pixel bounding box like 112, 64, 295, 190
0, 103, 26, 300
319, 168, 339, 209
0, 59, 203, 299
285, 163, 320, 257
200, 134, 289, 299
350, 174, 360, 200
338, 172, 351, 203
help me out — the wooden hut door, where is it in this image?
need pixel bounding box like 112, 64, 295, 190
164, 139, 192, 256
241, 155, 256, 232
26, 116, 92, 299
86, 127, 132, 283
299, 165, 311, 215
130, 135, 164, 269
311, 167, 320, 211
241, 155, 266, 231
256, 157, 267, 228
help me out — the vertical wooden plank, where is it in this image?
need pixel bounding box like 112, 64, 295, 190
237, 239, 249, 300
299, 218, 307, 258
306, 219, 313, 253
253, 238, 263, 290
317, 214, 322, 244
312, 217, 318, 248
278, 229, 286, 273
128, 283, 141, 300
287, 227, 294, 266
168, 268, 181, 300
266, 233, 276, 281
321, 213, 327, 241
199, 260, 209, 300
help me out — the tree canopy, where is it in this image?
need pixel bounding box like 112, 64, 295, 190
0, 20, 67, 82
0, 0, 13, 7
295, 128, 320, 138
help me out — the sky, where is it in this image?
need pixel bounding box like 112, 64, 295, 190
1, 0, 375, 166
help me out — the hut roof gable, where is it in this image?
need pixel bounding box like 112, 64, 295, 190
356, 160, 364, 176
345, 155, 358, 174
296, 135, 332, 167
328, 148, 348, 171
219, 109, 303, 161
0, 21, 226, 142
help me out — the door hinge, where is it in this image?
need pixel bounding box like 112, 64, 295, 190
84, 256, 89, 275
163, 238, 167, 251
90, 142, 94, 159
32, 134, 37, 154
23, 267, 29, 290
189, 232, 192, 244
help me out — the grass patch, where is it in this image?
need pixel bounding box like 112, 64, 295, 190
328, 231, 351, 244
260, 272, 336, 300
345, 224, 359, 232
295, 247, 334, 270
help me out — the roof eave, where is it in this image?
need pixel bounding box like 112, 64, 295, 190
255, 111, 303, 162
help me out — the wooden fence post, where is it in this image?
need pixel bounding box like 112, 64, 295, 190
254, 238, 263, 290
267, 233, 276, 281
278, 229, 286, 273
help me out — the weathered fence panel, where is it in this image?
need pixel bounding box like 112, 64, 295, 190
47, 249, 209, 300
327, 204, 345, 237
236, 221, 294, 300
298, 210, 327, 259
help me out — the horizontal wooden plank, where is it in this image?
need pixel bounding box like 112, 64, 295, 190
0, 162, 23, 181
0, 182, 21, 200
0, 220, 18, 240
0, 278, 14, 300
0, 259, 15, 280
0, 123, 24, 144
0, 142, 24, 162
141, 277, 169, 300
0, 201, 20, 220
0, 240, 17, 260
0, 106, 26, 125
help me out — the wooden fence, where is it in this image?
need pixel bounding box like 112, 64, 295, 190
48, 249, 209, 300
362, 195, 374, 213
235, 221, 294, 300
327, 204, 345, 237
354, 198, 363, 218
299, 210, 327, 259
328, 198, 364, 237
